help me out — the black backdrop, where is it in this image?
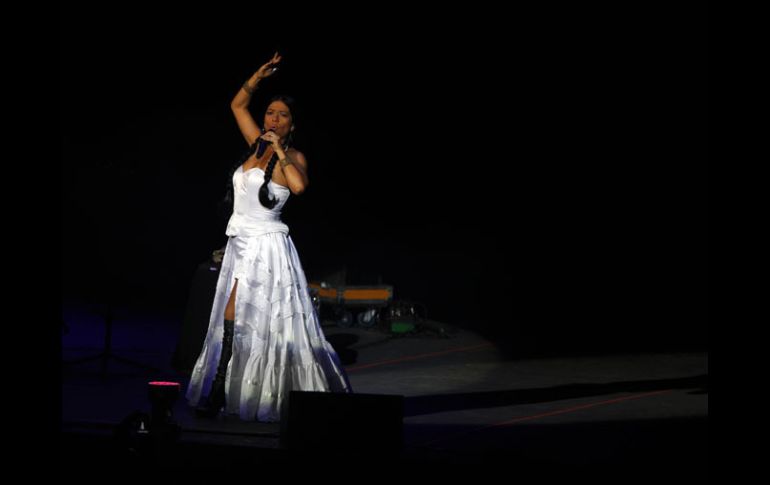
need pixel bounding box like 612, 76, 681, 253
61, 3, 708, 356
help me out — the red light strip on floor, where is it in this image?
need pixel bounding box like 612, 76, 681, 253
345, 343, 493, 372
487, 389, 673, 426
420, 389, 674, 447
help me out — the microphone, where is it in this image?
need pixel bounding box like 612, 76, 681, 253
256, 128, 275, 158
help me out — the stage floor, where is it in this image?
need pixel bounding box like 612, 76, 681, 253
61, 300, 707, 478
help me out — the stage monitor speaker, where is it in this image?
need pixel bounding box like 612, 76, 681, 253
171, 261, 219, 374
280, 391, 404, 454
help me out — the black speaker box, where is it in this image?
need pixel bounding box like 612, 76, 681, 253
280, 391, 404, 454
171, 261, 220, 374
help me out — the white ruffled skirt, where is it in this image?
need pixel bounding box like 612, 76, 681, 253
185, 233, 352, 422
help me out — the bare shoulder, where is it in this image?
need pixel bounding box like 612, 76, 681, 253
288, 148, 308, 169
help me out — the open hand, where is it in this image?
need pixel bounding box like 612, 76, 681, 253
256, 52, 282, 80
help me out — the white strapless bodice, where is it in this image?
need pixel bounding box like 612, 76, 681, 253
225, 166, 291, 237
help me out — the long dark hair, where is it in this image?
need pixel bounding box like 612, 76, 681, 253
221, 95, 297, 213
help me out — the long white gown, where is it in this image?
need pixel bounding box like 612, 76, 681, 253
186, 165, 352, 422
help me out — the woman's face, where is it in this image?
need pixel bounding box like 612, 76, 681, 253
264, 101, 293, 142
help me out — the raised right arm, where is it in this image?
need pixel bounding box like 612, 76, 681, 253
230, 53, 281, 146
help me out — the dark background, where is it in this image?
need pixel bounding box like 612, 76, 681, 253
60, 3, 708, 356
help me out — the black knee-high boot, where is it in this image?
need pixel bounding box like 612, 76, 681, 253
195, 319, 234, 418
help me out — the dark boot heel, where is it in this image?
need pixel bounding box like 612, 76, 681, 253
195, 319, 234, 418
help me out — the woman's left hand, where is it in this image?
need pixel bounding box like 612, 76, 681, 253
260, 130, 282, 149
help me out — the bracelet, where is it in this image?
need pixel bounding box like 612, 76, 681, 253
278, 157, 292, 168
242, 81, 257, 95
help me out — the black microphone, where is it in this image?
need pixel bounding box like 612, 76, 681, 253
256, 128, 275, 158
